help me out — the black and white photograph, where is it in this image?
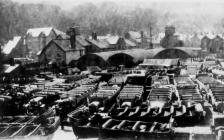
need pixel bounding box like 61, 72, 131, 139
0, 0, 224, 139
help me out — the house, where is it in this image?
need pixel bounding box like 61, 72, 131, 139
187, 33, 201, 47
86, 33, 137, 52
201, 35, 210, 50
208, 35, 224, 53
125, 31, 141, 44
86, 36, 111, 53
25, 27, 65, 60
124, 31, 149, 48
104, 35, 120, 49
2, 36, 27, 59
38, 35, 88, 66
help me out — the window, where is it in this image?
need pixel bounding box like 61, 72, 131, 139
80, 50, 84, 56
57, 53, 61, 58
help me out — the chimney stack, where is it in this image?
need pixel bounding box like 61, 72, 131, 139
141, 31, 144, 48
92, 32, 97, 40
67, 25, 80, 49
40, 32, 46, 50
140, 31, 144, 40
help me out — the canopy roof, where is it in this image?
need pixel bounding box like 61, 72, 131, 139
139, 59, 179, 67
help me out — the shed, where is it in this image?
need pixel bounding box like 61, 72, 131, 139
139, 59, 180, 67
154, 47, 201, 59
77, 48, 164, 70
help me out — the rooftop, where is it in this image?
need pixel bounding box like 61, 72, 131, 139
2, 36, 22, 55
26, 27, 54, 37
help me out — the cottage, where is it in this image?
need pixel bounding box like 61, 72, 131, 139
86, 33, 137, 53
86, 36, 111, 53
104, 35, 120, 49
38, 37, 86, 66
124, 31, 149, 48
25, 27, 65, 60
100, 35, 136, 50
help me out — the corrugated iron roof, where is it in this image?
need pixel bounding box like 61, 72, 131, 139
79, 47, 199, 66
175, 47, 201, 57
140, 59, 179, 67
124, 48, 164, 62
2, 36, 21, 54
92, 48, 164, 62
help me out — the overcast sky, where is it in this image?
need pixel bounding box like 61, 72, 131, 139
11, 0, 224, 10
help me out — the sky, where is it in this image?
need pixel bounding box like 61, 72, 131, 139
11, 0, 224, 10
11, 0, 224, 32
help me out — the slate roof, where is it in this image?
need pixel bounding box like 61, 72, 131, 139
3, 64, 20, 74
76, 35, 90, 46
2, 36, 22, 54
53, 39, 85, 51
86, 38, 110, 49
105, 36, 119, 45
26, 27, 53, 37
127, 31, 142, 43
26, 27, 67, 38
38, 39, 85, 56
125, 39, 136, 47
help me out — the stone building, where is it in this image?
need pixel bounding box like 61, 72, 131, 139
124, 31, 149, 48
86, 33, 136, 53
38, 38, 86, 65
25, 27, 65, 60
160, 26, 184, 48
208, 35, 223, 53
38, 26, 89, 66
201, 35, 210, 50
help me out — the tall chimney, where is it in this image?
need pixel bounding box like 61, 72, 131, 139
141, 31, 144, 40
141, 31, 144, 48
